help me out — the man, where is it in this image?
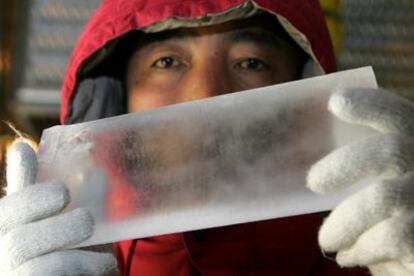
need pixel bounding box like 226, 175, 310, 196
1, 0, 414, 275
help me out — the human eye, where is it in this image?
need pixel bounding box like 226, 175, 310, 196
235, 58, 269, 71
151, 56, 181, 69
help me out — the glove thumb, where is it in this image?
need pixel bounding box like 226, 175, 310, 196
6, 139, 37, 195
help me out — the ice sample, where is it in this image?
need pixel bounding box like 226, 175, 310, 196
37, 67, 378, 247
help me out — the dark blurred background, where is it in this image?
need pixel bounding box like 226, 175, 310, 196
0, 0, 413, 139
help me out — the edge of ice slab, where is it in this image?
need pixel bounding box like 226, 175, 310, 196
37, 66, 378, 247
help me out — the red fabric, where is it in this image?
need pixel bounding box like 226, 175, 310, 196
60, 0, 335, 123
114, 214, 368, 275
114, 234, 194, 275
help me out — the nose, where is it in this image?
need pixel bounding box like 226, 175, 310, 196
175, 60, 233, 103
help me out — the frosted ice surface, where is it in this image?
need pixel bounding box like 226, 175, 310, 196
37, 67, 378, 247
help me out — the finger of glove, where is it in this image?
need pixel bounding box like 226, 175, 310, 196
329, 88, 414, 135
318, 172, 414, 252
11, 250, 118, 276
1, 208, 94, 270
0, 180, 69, 236
336, 213, 414, 267
369, 261, 414, 276
307, 133, 414, 193
6, 140, 37, 194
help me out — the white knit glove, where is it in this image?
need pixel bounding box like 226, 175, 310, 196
0, 140, 118, 275
307, 88, 414, 276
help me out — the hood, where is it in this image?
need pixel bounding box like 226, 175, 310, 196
61, 0, 335, 124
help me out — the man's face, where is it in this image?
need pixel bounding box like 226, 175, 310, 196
127, 17, 303, 112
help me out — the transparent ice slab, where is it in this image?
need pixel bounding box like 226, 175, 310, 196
37, 67, 378, 247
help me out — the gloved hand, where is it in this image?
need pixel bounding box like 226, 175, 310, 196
307, 88, 414, 276
0, 140, 118, 275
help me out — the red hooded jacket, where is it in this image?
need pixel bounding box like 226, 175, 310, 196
61, 0, 368, 275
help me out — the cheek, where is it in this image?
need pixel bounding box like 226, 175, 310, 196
127, 69, 183, 112
231, 73, 279, 90
231, 69, 293, 91
128, 85, 171, 113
